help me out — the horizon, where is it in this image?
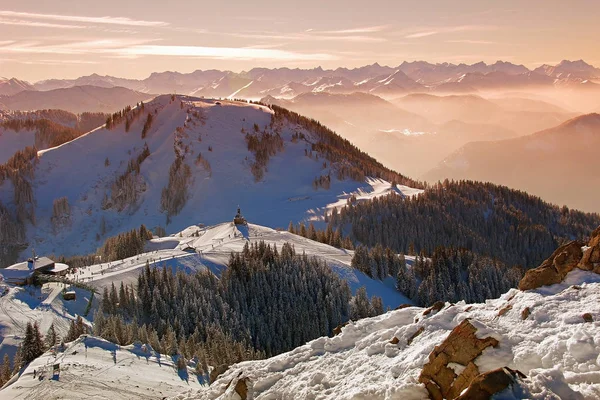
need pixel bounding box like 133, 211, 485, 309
2, 58, 598, 84
1, 0, 600, 81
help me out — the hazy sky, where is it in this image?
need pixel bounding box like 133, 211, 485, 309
1, 0, 599, 82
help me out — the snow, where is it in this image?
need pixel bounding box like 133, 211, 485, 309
0, 282, 96, 363
172, 270, 600, 400
3, 95, 421, 261
0, 128, 37, 164
62, 221, 411, 309
2, 336, 204, 400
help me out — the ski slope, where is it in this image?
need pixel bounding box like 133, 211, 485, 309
2, 336, 204, 400
2, 95, 421, 260
173, 269, 600, 400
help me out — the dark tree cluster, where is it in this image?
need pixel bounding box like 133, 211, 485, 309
331, 180, 600, 268
403, 247, 522, 306
288, 221, 352, 250
160, 156, 192, 223
105, 143, 150, 212
105, 102, 145, 131
268, 104, 425, 189
245, 129, 284, 181
351, 244, 406, 281
96, 241, 357, 368
97, 224, 152, 262
1, 118, 83, 149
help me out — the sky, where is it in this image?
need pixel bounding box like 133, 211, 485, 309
1, 0, 599, 82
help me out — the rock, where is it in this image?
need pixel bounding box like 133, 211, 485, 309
332, 321, 349, 336
407, 327, 424, 345
518, 241, 584, 290
582, 313, 593, 322
456, 367, 525, 400
234, 377, 250, 400
521, 307, 531, 320
395, 303, 413, 310
497, 304, 512, 317
579, 226, 600, 273
209, 364, 229, 385
423, 301, 446, 316
419, 319, 499, 399
390, 336, 400, 345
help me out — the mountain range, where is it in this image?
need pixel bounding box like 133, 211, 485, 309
2, 60, 599, 100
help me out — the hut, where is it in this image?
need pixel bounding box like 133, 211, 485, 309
233, 206, 247, 226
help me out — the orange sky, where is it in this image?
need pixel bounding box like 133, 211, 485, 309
1, 0, 599, 82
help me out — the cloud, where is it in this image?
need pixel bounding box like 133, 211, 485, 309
446, 40, 496, 45
0, 40, 336, 61
315, 25, 390, 34
0, 11, 168, 27
405, 31, 438, 39
404, 25, 499, 39
0, 17, 85, 29
224, 31, 386, 43
118, 45, 337, 61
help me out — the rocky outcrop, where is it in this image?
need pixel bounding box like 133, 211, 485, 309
518, 240, 584, 290
579, 226, 600, 273
519, 226, 600, 290
234, 377, 249, 400
456, 367, 525, 400
419, 319, 499, 400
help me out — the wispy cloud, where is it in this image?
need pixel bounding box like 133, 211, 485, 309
0, 40, 336, 62
118, 45, 337, 61
405, 31, 438, 39
0, 11, 168, 27
0, 17, 85, 29
314, 25, 390, 34
404, 25, 499, 39
223, 31, 386, 43
446, 40, 496, 45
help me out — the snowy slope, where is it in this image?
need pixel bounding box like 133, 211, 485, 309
173, 269, 600, 400
2, 336, 204, 400
3, 95, 421, 259
65, 222, 413, 309
0, 282, 95, 362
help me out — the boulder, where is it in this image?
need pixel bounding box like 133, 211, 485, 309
521, 307, 531, 320
332, 321, 350, 336
583, 313, 593, 323
419, 319, 499, 399
456, 367, 525, 400
518, 241, 584, 290
423, 301, 446, 316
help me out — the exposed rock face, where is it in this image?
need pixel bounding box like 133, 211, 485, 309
419, 319, 499, 400
456, 367, 525, 400
521, 307, 531, 320
579, 226, 600, 273
234, 377, 250, 400
518, 241, 584, 290
583, 313, 594, 323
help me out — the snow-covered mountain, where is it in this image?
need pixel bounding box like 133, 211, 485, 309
534, 60, 600, 80
0, 94, 419, 263
171, 226, 600, 399
2, 60, 594, 102
0, 78, 35, 97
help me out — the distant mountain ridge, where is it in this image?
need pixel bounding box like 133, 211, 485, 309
4, 60, 599, 99
424, 113, 600, 213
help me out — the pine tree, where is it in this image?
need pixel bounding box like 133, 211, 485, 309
0, 354, 11, 386
45, 323, 58, 350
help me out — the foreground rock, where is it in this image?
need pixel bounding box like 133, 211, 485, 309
519, 226, 600, 290
418, 319, 499, 400
456, 367, 525, 400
